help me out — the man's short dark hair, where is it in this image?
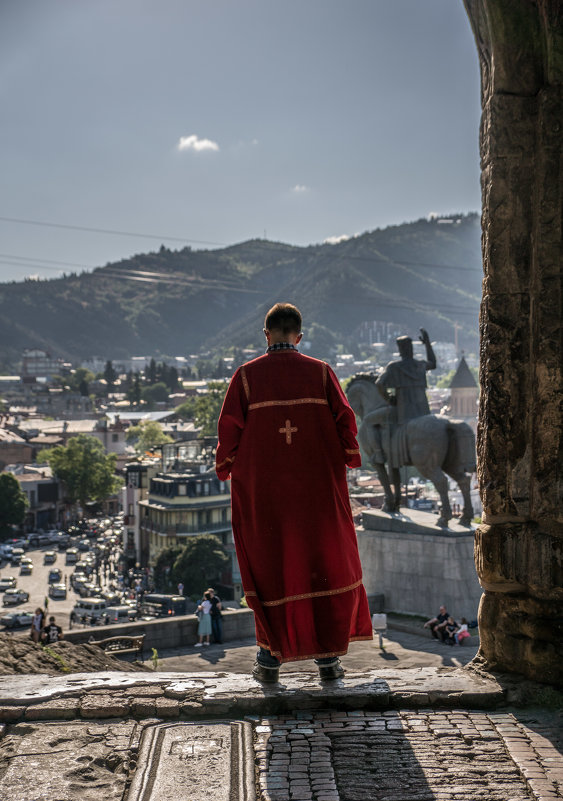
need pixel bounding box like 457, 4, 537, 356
264, 303, 302, 335
49, 616, 55, 623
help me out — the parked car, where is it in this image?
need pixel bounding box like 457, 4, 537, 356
43, 551, 57, 565
0, 544, 13, 560
47, 568, 62, 584
54, 534, 70, 551
48, 583, 67, 600
3, 588, 30, 606
10, 548, 25, 566
78, 582, 102, 598
65, 548, 79, 565
0, 610, 34, 629
101, 591, 122, 605
77, 540, 90, 552
27, 533, 51, 547
19, 559, 33, 575
0, 576, 17, 592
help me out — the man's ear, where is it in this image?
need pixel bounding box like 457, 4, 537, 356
296, 333, 303, 344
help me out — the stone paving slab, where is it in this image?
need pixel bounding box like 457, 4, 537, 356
0, 667, 504, 722
0, 708, 560, 801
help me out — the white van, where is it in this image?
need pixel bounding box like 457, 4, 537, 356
71, 598, 108, 622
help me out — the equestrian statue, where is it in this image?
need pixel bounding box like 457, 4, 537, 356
346, 329, 476, 528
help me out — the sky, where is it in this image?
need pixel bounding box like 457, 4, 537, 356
0, 0, 481, 283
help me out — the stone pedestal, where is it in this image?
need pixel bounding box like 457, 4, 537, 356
464, 0, 563, 685
358, 510, 482, 618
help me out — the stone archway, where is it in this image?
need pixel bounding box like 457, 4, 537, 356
463, 0, 562, 685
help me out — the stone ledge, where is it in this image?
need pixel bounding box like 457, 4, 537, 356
0, 667, 504, 723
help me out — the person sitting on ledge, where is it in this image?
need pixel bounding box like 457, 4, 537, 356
216, 302, 373, 683
423, 605, 449, 640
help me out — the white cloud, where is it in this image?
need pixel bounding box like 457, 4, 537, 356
251, 138, 259, 146
177, 134, 219, 152
324, 234, 350, 245
323, 232, 361, 245
292, 184, 309, 193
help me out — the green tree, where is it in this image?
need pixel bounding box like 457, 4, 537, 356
141, 382, 169, 408
154, 536, 229, 595
127, 373, 142, 405
153, 545, 182, 592
68, 367, 95, 393
126, 420, 173, 454
147, 358, 157, 384
175, 382, 227, 435
39, 434, 121, 510
104, 360, 117, 390
0, 473, 29, 538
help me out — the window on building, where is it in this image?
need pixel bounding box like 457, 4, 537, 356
128, 504, 134, 517
178, 483, 187, 496
112, 433, 119, 443
203, 482, 210, 495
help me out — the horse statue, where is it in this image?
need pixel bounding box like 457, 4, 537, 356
346, 373, 476, 528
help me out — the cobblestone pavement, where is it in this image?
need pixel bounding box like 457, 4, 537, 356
254, 709, 563, 801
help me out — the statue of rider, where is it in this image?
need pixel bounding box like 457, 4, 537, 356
363, 330, 436, 511
375, 329, 436, 423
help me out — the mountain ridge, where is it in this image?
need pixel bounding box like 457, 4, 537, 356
0, 214, 482, 370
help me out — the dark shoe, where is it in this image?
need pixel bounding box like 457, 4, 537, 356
252, 661, 279, 683
317, 659, 345, 680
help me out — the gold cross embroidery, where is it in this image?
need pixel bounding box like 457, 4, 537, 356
279, 419, 298, 444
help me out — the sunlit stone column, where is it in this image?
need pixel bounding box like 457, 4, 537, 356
464, 0, 563, 685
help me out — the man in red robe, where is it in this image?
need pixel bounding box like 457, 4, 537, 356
216, 303, 372, 682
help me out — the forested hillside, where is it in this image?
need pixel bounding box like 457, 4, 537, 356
0, 214, 482, 369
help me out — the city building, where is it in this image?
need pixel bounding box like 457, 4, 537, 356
121, 459, 160, 566
6, 465, 63, 531
137, 440, 238, 596
448, 357, 479, 429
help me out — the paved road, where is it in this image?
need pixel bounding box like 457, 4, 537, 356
0, 546, 87, 624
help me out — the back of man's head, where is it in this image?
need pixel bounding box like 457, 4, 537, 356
397, 336, 413, 359
49, 616, 55, 623
264, 303, 302, 336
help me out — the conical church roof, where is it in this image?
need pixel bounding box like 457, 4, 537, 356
449, 357, 477, 389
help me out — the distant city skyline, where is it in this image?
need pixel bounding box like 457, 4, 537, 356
0, 0, 481, 283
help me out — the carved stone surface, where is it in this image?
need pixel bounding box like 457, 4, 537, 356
128, 722, 255, 801
0, 721, 138, 801
464, 0, 563, 685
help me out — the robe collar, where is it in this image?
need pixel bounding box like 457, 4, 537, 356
266, 342, 297, 352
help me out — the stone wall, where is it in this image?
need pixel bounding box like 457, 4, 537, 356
65, 607, 256, 651
357, 519, 482, 619
463, 0, 563, 685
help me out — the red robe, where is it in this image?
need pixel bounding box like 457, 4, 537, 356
216, 348, 373, 663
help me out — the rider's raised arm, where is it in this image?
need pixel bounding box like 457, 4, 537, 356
419, 328, 437, 371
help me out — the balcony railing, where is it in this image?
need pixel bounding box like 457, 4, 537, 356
140, 520, 231, 537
